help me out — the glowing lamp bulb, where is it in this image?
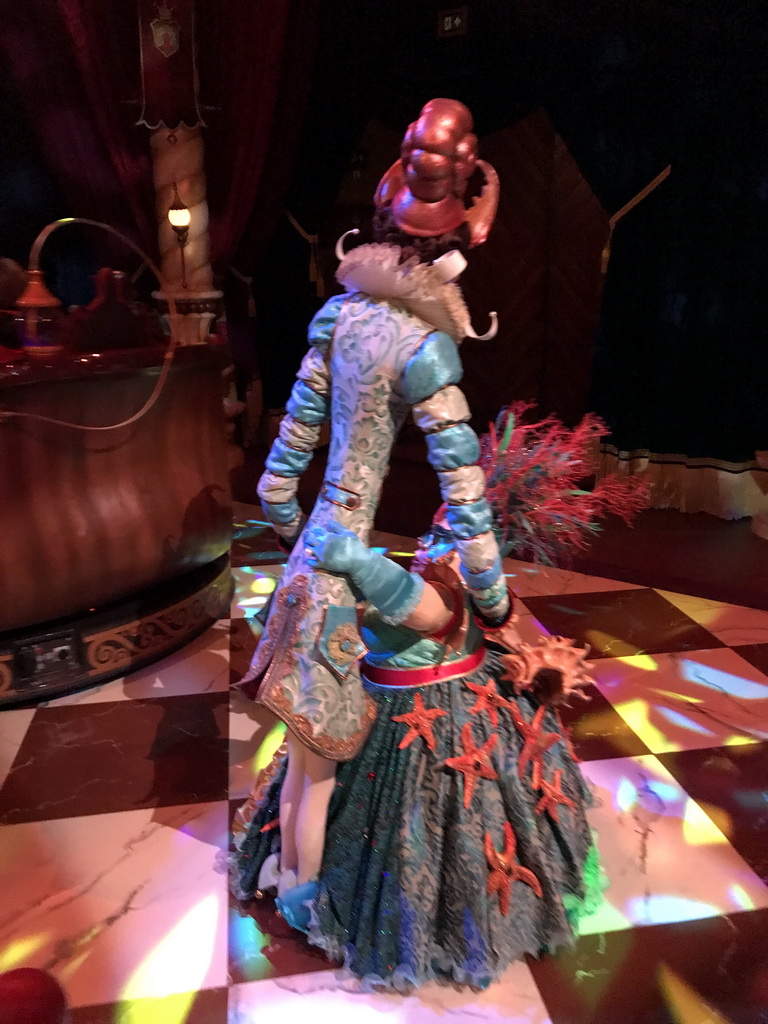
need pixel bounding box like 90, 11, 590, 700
168, 206, 191, 230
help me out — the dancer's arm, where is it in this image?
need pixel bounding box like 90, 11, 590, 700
304, 524, 453, 634
401, 331, 509, 622
256, 295, 346, 547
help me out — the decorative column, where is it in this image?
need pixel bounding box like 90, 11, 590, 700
150, 125, 221, 344
138, 0, 221, 344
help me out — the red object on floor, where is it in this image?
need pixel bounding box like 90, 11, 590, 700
0, 969, 68, 1024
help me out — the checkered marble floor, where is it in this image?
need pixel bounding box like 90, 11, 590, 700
2, 503, 768, 1023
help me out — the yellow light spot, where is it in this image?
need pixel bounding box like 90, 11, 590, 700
387, 551, 415, 558
113, 992, 200, 1024
654, 689, 703, 704
250, 576, 276, 595
616, 653, 658, 671
614, 699, 672, 751
682, 798, 730, 845
658, 963, 730, 1024
584, 629, 628, 656
723, 734, 754, 747
0, 934, 47, 971
120, 894, 219, 1017
730, 884, 755, 911
254, 720, 287, 773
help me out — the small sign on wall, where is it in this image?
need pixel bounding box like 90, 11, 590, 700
438, 6, 469, 37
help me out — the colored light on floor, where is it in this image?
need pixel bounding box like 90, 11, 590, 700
616, 777, 637, 813
575, 898, 630, 935
659, 963, 731, 1024
228, 911, 272, 982
120, 893, 219, 1008
682, 798, 731, 845
680, 659, 768, 700
0, 933, 47, 971
656, 706, 715, 737
627, 895, 720, 925
729, 884, 756, 911
615, 653, 658, 671
584, 629, 627, 655
723, 734, 757, 747
614, 699, 672, 751
254, 721, 287, 773
250, 576, 277, 595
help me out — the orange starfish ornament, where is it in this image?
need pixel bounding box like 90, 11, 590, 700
485, 821, 543, 915
444, 722, 499, 808
509, 703, 561, 789
391, 692, 448, 751
465, 677, 516, 728
535, 769, 576, 821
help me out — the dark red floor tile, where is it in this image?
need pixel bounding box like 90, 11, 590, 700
70, 986, 227, 1023
557, 684, 650, 761
731, 643, 768, 679
529, 909, 768, 1024
0, 692, 228, 824
657, 741, 768, 883
522, 589, 726, 659
228, 893, 338, 985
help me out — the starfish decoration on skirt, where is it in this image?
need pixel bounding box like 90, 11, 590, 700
465, 677, 516, 728
509, 704, 561, 789
555, 709, 581, 763
485, 821, 543, 915
444, 722, 499, 808
392, 692, 448, 751
535, 769, 576, 822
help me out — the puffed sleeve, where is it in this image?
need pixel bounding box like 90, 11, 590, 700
402, 331, 510, 621
256, 294, 347, 541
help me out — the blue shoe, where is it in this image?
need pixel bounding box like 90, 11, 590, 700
275, 880, 319, 933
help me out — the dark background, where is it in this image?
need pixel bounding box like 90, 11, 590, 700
1, 0, 766, 460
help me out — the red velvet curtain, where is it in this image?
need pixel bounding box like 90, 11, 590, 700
198, 0, 321, 271
0, 0, 156, 256
0, 0, 320, 274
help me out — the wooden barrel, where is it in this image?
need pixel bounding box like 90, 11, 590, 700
0, 345, 232, 633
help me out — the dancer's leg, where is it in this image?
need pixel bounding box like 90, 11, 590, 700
295, 748, 337, 884
278, 735, 305, 873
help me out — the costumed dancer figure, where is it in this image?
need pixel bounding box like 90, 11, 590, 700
232, 408, 647, 988
239, 100, 513, 910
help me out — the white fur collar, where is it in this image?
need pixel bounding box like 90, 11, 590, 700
335, 243, 470, 342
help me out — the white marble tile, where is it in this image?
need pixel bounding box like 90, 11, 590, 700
656, 589, 768, 646
588, 648, 768, 753
44, 622, 230, 708
229, 958, 552, 1023
0, 707, 35, 791
0, 801, 229, 1007
231, 566, 284, 620
503, 559, 642, 599
229, 687, 285, 800
578, 753, 768, 934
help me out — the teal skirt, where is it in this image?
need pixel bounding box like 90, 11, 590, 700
233, 650, 604, 990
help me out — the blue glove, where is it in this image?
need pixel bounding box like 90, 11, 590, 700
304, 522, 424, 623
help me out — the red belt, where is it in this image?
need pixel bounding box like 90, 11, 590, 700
362, 648, 485, 687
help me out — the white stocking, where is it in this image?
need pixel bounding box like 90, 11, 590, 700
295, 747, 337, 884
278, 736, 305, 873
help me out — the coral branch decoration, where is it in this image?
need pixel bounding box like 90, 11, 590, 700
480, 403, 649, 566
